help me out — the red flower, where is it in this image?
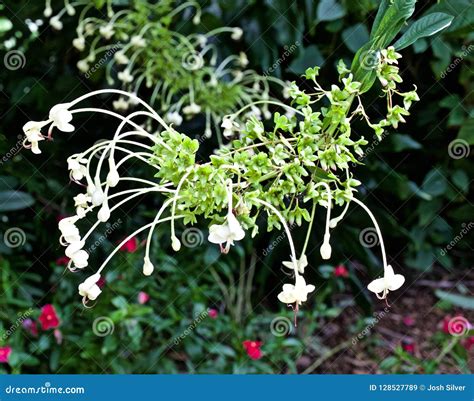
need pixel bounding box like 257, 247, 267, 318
22, 319, 38, 336
334, 264, 349, 278
138, 291, 150, 304
120, 237, 138, 253
208, 309, 218, 319
0, 346, 12, 364
462, 337, 474, 351
401, 339, 415, 354
55, 256, 70, 266
39, 304, 60, 330
243, 340, 263, 360
97, 276, 106, 289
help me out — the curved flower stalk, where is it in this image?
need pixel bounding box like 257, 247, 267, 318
43, 0, 288, 142
23, 39, 419, 317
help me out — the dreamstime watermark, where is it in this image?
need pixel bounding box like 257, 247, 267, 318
352, 307, 390, 345
440, 44, 474, 79
92, 316, 115, 337
262, 221, 297, 256
0, 135, 24, 166
354, 132, 390, 164
448, 139, 470, 159
264, 41, 300, 75
86, 218, 122, 253
1, 308, 33, 340
3, 50, 26, 70
181, 227, 203, 248
359, 227, 379, 248
439, 222, 474, 256
359, 49, 381, 71
3, 227, 27, 248
4, 382, 85, 395
270, 316, 293, 337
84, 43, 122, 79
446, 316, 471, 337
171, 309, 209, 346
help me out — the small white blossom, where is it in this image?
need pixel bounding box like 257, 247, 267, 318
112, 97, 129, 111
165, 111, 183, 126
49, 103, 74, 132
50, 16, 63, 30
182, 103, 201, 116
282, 254, 308, 274
99, 24, 114, 39
77, 59, 89, 73
143, 257, 154, 276
68, 158, 88, 181
278, 275, 315, 305
130, 35, 146, 47
367, 265, 405, 299
72, 37, 85, 51
117, 70, 133, 83
22, 121, 45, 154
208, 212, 245, 254
239, 52, 248, 67
78, 273, 102, 301
231, 27, 243, 40
114, 51, 129, 65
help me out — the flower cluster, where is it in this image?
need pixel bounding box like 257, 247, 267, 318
42, 0, 288, 141
22, 44, 415, 319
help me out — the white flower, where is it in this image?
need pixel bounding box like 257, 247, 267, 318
99, 24, 114, 39
208, 213, 245, 254
192, 14, 200, 25
77, 59, 89, 73
143, 257, 154, 276
278, 275, 315, 305
72, 37, 85, 51
171, 235, 181, 251
182, 103, 201, 116
50, 16, 63, 30
78, 273, 102, 301
196, 34, 207, 47
65, 4, 75, 16
23, 121, 45, 154
282, 255, 308, 274
74, 193, 91, 209
112, 97, 129, 111
114, 51, 129, 65
231, 27, 243, 40
165, 111, 183, 126
221, 117, 239, 138
58, 216, 81, 244
130, 35, 146, 47
367, 265, 405, 299
97, 201, 110, 222
49, 103, 74, 132
43, 6, 52, 17
106, 161, 120, 187
117, 70, 133, 83
320, 233, 332, 260
68, 158, 88, 181
65, 240, 89, 269
239, 52, 248, 67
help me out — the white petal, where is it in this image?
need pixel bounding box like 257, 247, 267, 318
367, 277, 386, 294
388, 274, 405, 291
278, 291, 296, 304
227, 213, 245, 241
208, 224, 230, 244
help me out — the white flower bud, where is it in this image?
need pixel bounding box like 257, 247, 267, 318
143, 257, 154, 276
97, 202, 110, 222
91, 188, 104, 206
171, 236, 181, 252
320, 233, 332, 260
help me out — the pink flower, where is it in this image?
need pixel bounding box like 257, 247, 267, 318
22, 319, 38, 336
402, 316, 415, 327
208, 309, 218, 319
120, 237, 138, 253
39, 304, 60, 330
54, 329, 63, 345
462, 337, 474, 351
243, 340, 263, 360
402, 339, 415, 354
334, 264, 349, 278
138, 291, 150, 304
0, 346, 12, 364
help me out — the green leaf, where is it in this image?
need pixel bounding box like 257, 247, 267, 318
393, 13, 454, 50
288, 45, 324, 74
317, 0, 346, 22
421, 169, 447, 197
457, 118, 474, 145
342, 23, 369, 53
387, 134, 422, 152
0, 190, 35, 212
435, 290, 474, 310
0, 17, 13, 33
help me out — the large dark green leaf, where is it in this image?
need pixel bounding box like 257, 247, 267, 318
0, 190, 35, 212
393, 13, 454, 50
317, 0, 346, 22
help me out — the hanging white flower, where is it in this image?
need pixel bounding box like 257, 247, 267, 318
78, 273, 102, 301
74, 193, 91, 210
67, 158, 88, 181
282, 254, 308, 274
277, 275, 315, 305
99, 24, 115, 39
130, 35, 146, 47
239, 52, 249, 67
58, 216, 81, 244
72, 37, 85, 51
117, 70, 134, 84
114, 51, 129, 65
165, 111, 183, 126
142, 257, 154, 276
367, 265, 405, 299
22, 121, 45, 154
112, 97, 129, 112
182, 103, 201, 116
320, 233, 332, 260
77, 59, 90, 73
231, 27, 243, 40
50, 16, 63, 30
49, 103, 74, 132
208, 212, 245, 254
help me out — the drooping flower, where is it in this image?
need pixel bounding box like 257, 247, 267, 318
334, 264, 349, 278
231, 27, 243, 40
112, 97, 130, 112
49, 103, 74, 132
114, 51, 129, 65
282, 255, 307, 274
242, 340, 263, 360
0, 346, 12, 364
99, 24, 114, 39
367, 265, 405, 300
138, 291, 150, 304
39, 304, 60, 330
142, 257, 154, 276
130, 35, 146, 47
23, 121, 46, 154
277, 275, 315, 306
117, 70, 133, 83
165, 111, 183, 126
320, 233, 332, 260
65, 241, 89, 269
208, 213, 245, 254
120, 237, 138, 253
58, 216, 81, 244
182, 102, 201, 116
72, 37, 85, 51
78, 273, 102, 301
